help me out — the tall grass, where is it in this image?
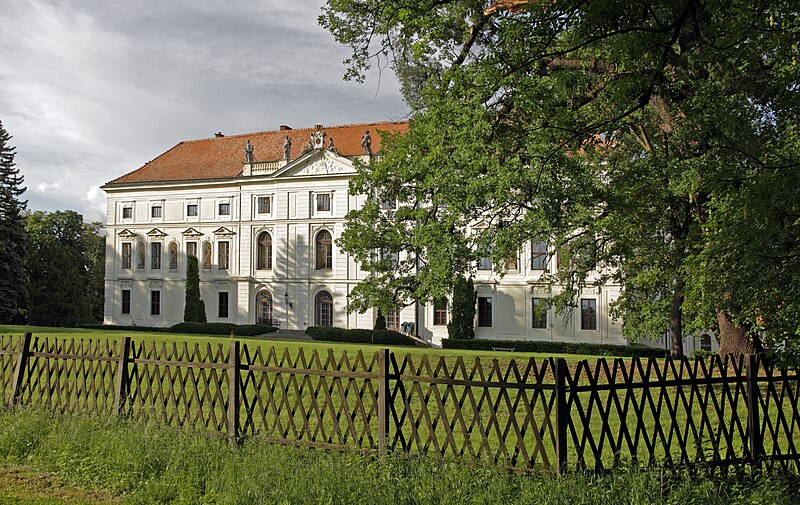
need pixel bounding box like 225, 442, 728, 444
0, 408, 798, 504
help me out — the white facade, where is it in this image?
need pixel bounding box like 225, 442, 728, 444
103, 126, 630, 347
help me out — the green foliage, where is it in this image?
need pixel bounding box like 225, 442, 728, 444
0, 120, 27, 324
305, 326, 417, 346
183, 255, 207, 323
442, 338, 668, 358
324, 0, 800, 355
25, 211, 104, 326
1, 408, 799, 504
447, 276, 475, 339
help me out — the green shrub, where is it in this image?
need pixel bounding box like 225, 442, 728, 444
169, 322, 276, 336
448, 276, 476, 339
441, 338, 669, 358
374, 313, 387, 330
80, 322, 277, 336
305, 326, 417, 346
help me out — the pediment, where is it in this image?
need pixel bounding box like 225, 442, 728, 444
146, 228, 167, 237
181, 227, 204, 237
272, 149, 355, 178
118, 228, 137, 238
213, 226, 236, 237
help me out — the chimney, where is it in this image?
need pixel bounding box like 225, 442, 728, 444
214, 132, 225, 138
279, 125, 292, 131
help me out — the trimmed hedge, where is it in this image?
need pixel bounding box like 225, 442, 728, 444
81, 322, 277, 336
305, 326, 418, 346
441, 338, 669, 358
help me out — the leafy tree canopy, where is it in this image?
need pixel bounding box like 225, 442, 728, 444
323, 0, 800, 356
26, 210, 104, 326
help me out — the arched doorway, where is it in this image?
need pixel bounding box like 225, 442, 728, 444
256, 290, 273, 324
701, 332, 712, 351
314, 290, 333, 326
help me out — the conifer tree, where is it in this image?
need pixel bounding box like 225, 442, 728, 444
448, 276, 476, 340
0, 120, 27, 323
183, 254, 207, 322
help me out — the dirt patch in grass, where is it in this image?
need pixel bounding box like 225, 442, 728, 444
0, 464, 121, 505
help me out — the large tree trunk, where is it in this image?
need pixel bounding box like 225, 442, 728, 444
669, 280, 685, 357
716, 311, 759, 360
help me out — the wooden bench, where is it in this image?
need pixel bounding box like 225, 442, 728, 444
491, 347, 515, 352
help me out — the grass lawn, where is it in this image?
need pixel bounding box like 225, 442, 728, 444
0, 408, 798, 505
0, 464, 120, 505
0, 323, 604, 366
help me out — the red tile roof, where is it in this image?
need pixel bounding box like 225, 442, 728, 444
105, 121, 409, 186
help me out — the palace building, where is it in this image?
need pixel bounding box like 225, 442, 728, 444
102, 121, 708, 350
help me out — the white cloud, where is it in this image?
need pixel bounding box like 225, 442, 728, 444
0, 0, 407, 220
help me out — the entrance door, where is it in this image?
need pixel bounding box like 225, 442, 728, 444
256, 290, 273, 324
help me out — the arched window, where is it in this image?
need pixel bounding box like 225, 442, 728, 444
315, 291, 333, 326
256, 290, 273, 324
315, 230, 332, 270
256, 232, 272, 270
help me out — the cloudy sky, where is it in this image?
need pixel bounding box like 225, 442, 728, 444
0, 0, 407, 222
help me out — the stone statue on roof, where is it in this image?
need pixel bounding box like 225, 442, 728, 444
328, 137, 338, 154
245, 140, 255, 163
362, 130, 372, 156
283, 135, 291, 161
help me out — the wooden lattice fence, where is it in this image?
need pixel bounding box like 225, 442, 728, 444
1, 333, 798, 473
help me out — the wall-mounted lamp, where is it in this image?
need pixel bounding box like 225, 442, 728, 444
284, 291, 293, 309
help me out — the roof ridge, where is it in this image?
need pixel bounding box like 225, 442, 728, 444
182, 120, 409, 144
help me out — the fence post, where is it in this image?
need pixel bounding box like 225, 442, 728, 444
7, 333, 32, 408
377, 348, 390, 457
746, 353, 762, 467
228, 340, 241, 442
554, 357, 568, 475
112, 336, 132, 416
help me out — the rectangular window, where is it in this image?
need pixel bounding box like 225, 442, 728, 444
581, 298, 597, 330
186, 241, 197, 258
122, 207, 132, 219
316, 193, 331, 212
531, 240, 548, 270
478, 296, 492, 327
121, 290, 131, 314
186, 204, 198, 217
150, 242, 162, 270
218, 292, 229, 318
150, 290, 160, 316
257, 196, 271, 214
218, 241, 229, 270
121, 242, 132, 269
532, 298, 547, 329
385, 309, 400, 330
433, 298, 447, 326
218, 202, 231, 216
477, 257, 492, 270
151, 205, 162, 218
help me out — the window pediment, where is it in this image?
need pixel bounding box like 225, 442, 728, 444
147, 228, 167, 238
181, 227, 204, 237
118, 228, 137, 238
213, 226, 236, 237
